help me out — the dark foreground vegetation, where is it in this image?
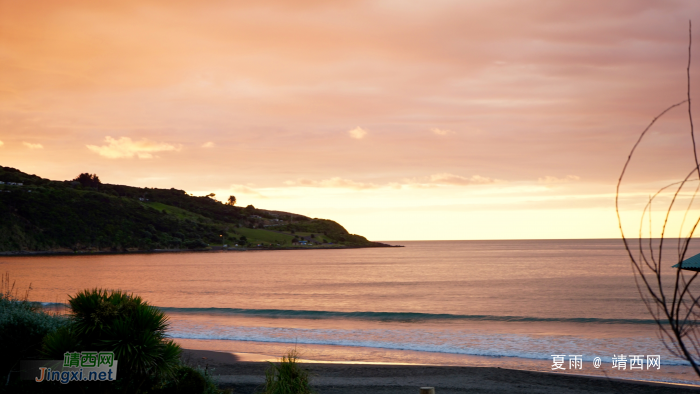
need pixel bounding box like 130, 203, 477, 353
0, 274, 225, 394
1, 273, 315, 394
0, 166, 387, 252
262, 350, 314, 394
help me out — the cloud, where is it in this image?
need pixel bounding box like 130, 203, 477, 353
0, 140, 3, 147
538, 175, 581, 184
229, 184, 267, 198
201, 141, 215, 148
431, 128, 454, 136
23, 142, 43, 149
285, 177, 379, 190
428, 173, 497, 185
348, 127, 367, 139
86, 136, 181, 159
285, 174, 499, 190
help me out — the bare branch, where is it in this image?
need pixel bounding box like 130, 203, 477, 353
616, 20, 700, 376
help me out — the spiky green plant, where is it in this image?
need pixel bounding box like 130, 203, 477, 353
261, 349, 314, 394
42, 288, 181, 393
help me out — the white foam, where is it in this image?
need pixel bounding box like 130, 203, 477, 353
167, 322, 689, 366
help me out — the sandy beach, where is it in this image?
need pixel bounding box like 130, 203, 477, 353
182, 349, 700, 394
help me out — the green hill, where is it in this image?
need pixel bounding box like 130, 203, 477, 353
0, 166, 387, 252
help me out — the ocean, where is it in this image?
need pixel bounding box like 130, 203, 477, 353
2, 239, 699, 385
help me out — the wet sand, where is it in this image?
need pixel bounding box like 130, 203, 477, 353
182, 349, 700, 394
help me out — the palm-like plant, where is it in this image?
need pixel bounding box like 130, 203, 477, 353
43, 288, 181, 393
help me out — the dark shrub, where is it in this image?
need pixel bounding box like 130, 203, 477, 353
0, 297, 67, 384
151, 365, 213, 394
184, 239, 208, 249
262, 349, 314, 394
42, 289, 181, 393
0, 272, 68, 384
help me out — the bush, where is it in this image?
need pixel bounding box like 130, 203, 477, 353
42, 289, 181, 393
0, 296, 67, 384
151, 364, 222, 394
0, 272, 67, 383
261, 349, 314, 394
184, 239, 208, 249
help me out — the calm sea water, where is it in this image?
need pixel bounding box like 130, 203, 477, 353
2, 240, 700, 384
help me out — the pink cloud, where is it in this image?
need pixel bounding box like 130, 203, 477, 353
23, 142, 43, 149
285, 174, 499, 189
539, 175, 581, 184
348, 127, 368, 139
431, 128, 454, 136
0, 0, 698, 240
285, 177, 378, 190
429, 173, 498, 185
86, 136, 181, 159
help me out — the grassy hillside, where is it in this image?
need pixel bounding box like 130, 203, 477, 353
0, 166, 386, 252
233, 228, 296, 245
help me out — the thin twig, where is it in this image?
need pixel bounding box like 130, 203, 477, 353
616, 20, 700, 376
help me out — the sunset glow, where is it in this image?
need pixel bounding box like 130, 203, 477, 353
2, 1, 700, 240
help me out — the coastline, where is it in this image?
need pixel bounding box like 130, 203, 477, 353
181, 349, 700, 394
0, 243, 403, 257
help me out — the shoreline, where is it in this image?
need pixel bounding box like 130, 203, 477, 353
0, 243, 403, 257
181, 349, 700, 393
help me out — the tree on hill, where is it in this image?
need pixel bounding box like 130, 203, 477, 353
73, 173, 101, 189
226, 195, 237, 206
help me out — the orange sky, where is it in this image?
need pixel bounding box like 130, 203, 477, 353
2, 1, 700, 240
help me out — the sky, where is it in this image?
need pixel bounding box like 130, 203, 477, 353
2, 0, 700, 240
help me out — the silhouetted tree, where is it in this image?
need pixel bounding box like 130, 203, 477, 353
73, 173, 101, 189
226, 195, 237, 206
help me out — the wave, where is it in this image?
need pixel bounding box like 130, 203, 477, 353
167, 327, 688, 366
156, 307, 660, 325
39, 302, 67, 307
